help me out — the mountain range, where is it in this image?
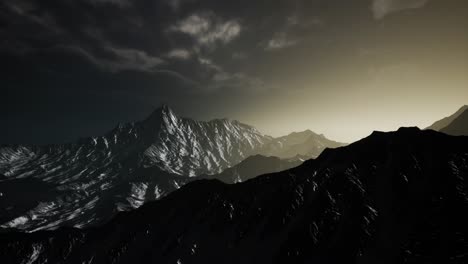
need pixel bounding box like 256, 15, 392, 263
1, 127, 467, 263
0, 105, 344, 232
257, 130, 344, 159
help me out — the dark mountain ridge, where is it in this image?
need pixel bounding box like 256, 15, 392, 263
2, 127, 467, 263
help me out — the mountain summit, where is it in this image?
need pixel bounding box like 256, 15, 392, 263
143, 106, 272, 176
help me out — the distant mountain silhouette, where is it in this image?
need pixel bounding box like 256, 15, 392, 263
426, 105, 468, 131
2, 128, 467, 263
202, 155, 302, 183
441, 108, 468, 136
258, 130, 346, 159
0, 106, 340, 232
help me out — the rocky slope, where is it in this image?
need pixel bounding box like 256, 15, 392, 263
0, 106, 343, 233
0, 105, 272, 232
1, 127, 467, 263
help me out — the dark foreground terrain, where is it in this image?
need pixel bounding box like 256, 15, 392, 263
1, 127, 468, 264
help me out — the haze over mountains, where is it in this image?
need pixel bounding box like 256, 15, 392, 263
1, 0, 467, 262
0, 105, 343, 232
202, 155, 302, 184
2, 127, 468, 263
0, 105, 467, 264
258, 130, 344, 159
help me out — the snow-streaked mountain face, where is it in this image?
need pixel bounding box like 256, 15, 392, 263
143, 106, 272, 176
0, 106, 343, 232
2, 128, 468, 264
0, 105, 272, 232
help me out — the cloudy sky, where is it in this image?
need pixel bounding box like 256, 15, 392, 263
1, 0, 468, 144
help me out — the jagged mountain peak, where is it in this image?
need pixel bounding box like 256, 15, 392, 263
126, 105, 273, 176
143, 104, 177, 123
144, 105, 258, 133
160, 104, 177, 119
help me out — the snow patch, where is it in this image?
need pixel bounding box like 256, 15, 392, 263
1, 216, 29, 228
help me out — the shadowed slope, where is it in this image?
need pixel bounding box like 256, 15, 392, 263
441, 108, 468, 136
426, 105, 468, 131
1, 127, 468, 263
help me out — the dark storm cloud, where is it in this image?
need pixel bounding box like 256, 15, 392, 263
87, 0, 132, 7
1, 0, 467, 143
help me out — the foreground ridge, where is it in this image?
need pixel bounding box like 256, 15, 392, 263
1, 127, 468, 263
